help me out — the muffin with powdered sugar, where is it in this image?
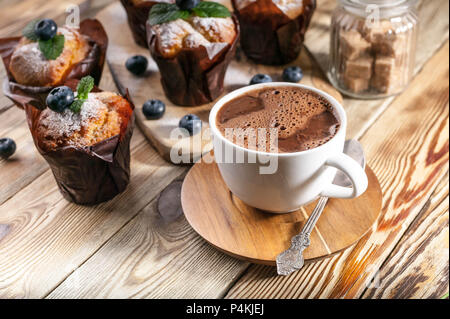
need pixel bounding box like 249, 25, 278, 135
146, 0, 239, 106
0, 18, 107, 109
25, 76, 134, 205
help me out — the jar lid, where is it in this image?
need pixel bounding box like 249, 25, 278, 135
340, 0, 418, 18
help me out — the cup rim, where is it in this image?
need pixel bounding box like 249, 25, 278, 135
209, 82, 347, 157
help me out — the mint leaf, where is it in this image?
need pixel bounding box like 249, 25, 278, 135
68, 76, 94, 113
23, 19, 40, 41
38, 34, 65, 60
70, 99, 84, 113
192, 2, 231, 18
76, 76, 95, 100
149, 3, 189, 25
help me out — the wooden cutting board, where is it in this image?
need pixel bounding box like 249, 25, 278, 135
96, 1, 343, 162
181, 160, 383, 265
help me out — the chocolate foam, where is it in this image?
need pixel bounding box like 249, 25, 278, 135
217, 87, 340, 153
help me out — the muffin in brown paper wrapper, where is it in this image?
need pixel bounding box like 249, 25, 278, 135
21, 79, 135, 206
231, 0, 315, 65
146, 16, 240, 106
0, 19, 108, 110
120, 0, 175, 48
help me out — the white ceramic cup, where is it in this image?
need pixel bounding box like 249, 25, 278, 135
209, 83, 368, 213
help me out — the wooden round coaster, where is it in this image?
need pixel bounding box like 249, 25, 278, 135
181, 160, 382, 266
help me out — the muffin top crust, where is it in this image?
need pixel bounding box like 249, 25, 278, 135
9, 26, 90, 87
131, 0, 173, 5
234, 0, 305, 19
36, 92, 132, 150
151, 16, 236, 58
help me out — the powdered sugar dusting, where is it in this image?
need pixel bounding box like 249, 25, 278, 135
58, 26, 79, 41
272, 0, 304, 19
183, 33, 209, 48
154, 17, 235, 59
155, 19, 198, 54
235, 0, 304, 19
40, 93, 107, 138
12, 42, 49, 76
190, 17, 222, 39
234, 0, 257, 10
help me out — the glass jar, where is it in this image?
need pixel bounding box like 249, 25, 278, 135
328, 0, 419, 99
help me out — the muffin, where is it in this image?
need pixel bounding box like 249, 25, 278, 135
9, 26, 90, 87
36, 92, 131, 151
231, 0, 315, 65
0, 19, 108, 109
121, 0, 175, 47
147, 1, 239, 106
25, 77, 135, 205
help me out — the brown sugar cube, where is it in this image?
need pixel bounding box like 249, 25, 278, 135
372, 35, 406, 58
344, 55, 373, 79
374, 56, 396, 76
371, 71, 403, 93
343, 74, 370, 93
365, 20, 407, 58
371, 56, 403, 93
363, 20, 396, 43
340, 29, 371, 60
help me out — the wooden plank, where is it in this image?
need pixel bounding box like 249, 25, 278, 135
304, 0, 450, 139
225, 42, 449, 299
0, 0, 91, 37
362, 173, 449, 299
0, 107, 48, 205
47, 195, 248, 298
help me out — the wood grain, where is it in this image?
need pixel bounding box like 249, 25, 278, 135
0, 107, 47, 204
0, 0, 90, 37
99, 0, 343, 162
362, 173, 449, 299
47, 196, 248, 299
181, 162, 382, 265
304, 0, 450, 139
225, 42, 449, 299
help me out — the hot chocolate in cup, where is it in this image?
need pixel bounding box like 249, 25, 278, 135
209, 83, 368, 213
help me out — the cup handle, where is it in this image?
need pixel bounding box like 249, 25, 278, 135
319, 153, 368, 199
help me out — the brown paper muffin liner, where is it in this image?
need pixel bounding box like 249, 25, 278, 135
22, 79, 135, 206
0, 19, 108, 110
120, 0, 175, 48
146, 16, 240, 106
231, 0, 315, 65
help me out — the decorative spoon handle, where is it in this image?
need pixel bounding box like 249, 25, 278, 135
276, 197, 329, 276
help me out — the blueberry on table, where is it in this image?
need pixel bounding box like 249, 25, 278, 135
176, 0, 200, 10
34, 19, 57, 41
179, 114, 202, 136
250, 74, 273, 85
143, 99, 165, 120
125, 55, 148, 76
46, 86, 74, 113
282, 66, 303, 83
0, 138, 16, 159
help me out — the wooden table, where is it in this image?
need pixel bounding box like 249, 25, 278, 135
0, 0, 448, 299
